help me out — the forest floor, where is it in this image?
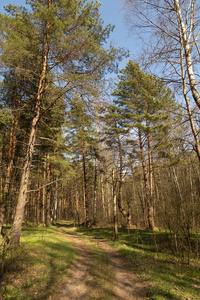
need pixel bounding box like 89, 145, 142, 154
1, 224, 200, 299
49, 227, 149, 300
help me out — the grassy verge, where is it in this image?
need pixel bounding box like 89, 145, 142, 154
73, 226, 200, 300
0, 226, 76, 300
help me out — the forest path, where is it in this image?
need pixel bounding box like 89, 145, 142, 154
49, 227, 150, 300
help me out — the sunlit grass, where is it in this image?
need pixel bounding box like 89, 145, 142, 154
1, 224, 199, 299
74, 226, 200, 300
0, 226, 76, 300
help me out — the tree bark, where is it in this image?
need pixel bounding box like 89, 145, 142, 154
42, 159, 46, 226
9, 15, 50, 245
93, 157, 97, 224
112, 169, 118, 240
146, 119, 155, 230
53, 175, 58, 223
116, 130, 131, 225
0, 76, 21, 234
179, 35, 200, 162
36, 153, 41, 225
45, 153, 51, 227
175, 0, 200, 109
138, 127, 154, 230
101, 174, 105, 221
81, 142, 89, 225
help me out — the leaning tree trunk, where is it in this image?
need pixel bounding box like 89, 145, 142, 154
9, 29, 50, 246
10, 109, 40, 245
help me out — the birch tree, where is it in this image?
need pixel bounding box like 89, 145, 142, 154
123, 0, 200, 159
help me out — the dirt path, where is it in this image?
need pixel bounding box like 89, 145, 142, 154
49, 229, 150, 300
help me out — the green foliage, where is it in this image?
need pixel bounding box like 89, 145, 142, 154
112, 60, 177, 135
66, 96, 95, 145
0, 108, 12, 130
1, 0, 124, 86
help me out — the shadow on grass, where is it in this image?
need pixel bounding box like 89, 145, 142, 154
0, 230, 75, 300
75, 227, 200, 300
55, 221, 75, 228
89, 247, 115, 299
150, 286, 180, 300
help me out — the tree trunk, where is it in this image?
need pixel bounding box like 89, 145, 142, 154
146, 120, 155, 230
106, 181, 111, 221
75, 183, 80, 225
138, 127, 154, 230
93, 157, 97, 224
45, 153, 51, 227
112, 170, 118, 240
42, 159, 46, 226
0, 131, 6, 209
175, 0, 200, 109
179, 38, 200, 162
0, 76, 21, 234
81, 142, 89, 225
171, 166, 185, 224
36, 154, 41, 225
101, 174, 105, 222
116, 130, 131, 225
10, 120, 39, 245
53, 175, 58, 223
9, 20, 50, 245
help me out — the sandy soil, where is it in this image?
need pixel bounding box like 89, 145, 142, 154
49, 229, 150, 300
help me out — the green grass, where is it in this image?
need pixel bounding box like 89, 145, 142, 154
1, 224, 199, 299
73, 226, 200, 300
88, 243, 115, 299
0, 226, 76, 300
0, 224, 115, 300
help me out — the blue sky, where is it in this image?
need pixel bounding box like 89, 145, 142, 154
0, 0, 139, 72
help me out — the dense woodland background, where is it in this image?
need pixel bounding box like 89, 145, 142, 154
0, 0, 200, 264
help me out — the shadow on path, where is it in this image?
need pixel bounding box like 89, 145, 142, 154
49, 228, 150, 300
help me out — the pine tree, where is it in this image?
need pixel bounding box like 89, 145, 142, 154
65, 96, 97, 225
0, 0, 124, 245
112, 60, 177, 230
